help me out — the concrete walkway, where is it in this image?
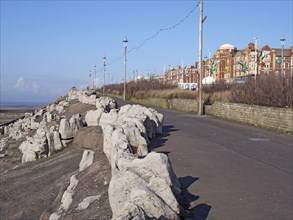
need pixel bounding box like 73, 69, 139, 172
149, 108, 292, 220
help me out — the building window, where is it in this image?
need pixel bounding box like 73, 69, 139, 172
265, 63, 270, 69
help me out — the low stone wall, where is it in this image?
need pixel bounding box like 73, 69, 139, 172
132, 97, 198, 113
205, 101, 293, 133
131, 97, 293, 133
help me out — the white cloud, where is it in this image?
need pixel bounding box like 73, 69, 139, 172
13, 78, 40, 93
31, 82, 40, 93
15, 77, 25, 89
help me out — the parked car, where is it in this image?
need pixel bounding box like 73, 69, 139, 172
177, 83, 198, 90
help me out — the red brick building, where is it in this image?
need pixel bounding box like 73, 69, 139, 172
160, 43, 293, 85
160, 66, 198, 84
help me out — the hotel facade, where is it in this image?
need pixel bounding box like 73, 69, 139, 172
160, 43, 293, 84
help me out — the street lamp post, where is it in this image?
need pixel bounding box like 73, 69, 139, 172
253, 37, 257, 82
280, 36, 285, 75
208, 50, 211, 77
198, 0, 203, 115
89, 70, 92, 89
204, 55, 208, 80
103, 56, 106, 95
93, 65, 96, 89
123, 37, 128, 101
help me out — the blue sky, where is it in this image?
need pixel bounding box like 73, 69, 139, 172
1, 0, 292, 103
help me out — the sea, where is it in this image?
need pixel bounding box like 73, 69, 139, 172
0, 101, 49, 110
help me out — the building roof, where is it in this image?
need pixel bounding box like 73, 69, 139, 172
262, 45, 272, 51
272, 48, 291, 57
219, 44, 236, 49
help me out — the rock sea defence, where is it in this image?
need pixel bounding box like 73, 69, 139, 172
0, 87, 183, 219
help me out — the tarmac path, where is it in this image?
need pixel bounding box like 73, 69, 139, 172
148, 108, 292, 220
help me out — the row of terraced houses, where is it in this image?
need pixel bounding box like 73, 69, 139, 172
158, 43, 293, 84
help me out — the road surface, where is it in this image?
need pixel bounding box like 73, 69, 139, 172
149, 108, 292, 220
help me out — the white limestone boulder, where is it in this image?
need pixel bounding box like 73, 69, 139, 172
122, 152, 181, 196
59, 114, 83, 140
79, 150, 95, 172
59, 119, 73, 139
0, 138, 8, 152
19, 133, 47, 163
85, 109, 103, 126
69, 114, 83, 133
67, 87, 80, 100
109, 169, 180, 220
35, 108, 46, 117
53, 131, 63, 151
118, 104, 164, 140
76, 195, 101, 211
111, 203, 146, 220
21, 150, 37, 163
46, 130, 63, 155
120, 122, 148, 157
96, 96, 118, 112
101, 123, 115, 161
99, 109, 118, 127
67, 88, 97, 105
80, 94, 96, 105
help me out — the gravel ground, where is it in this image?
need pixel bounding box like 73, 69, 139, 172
0, 100, 112, 220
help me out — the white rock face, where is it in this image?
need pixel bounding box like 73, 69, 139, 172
122, 152, 181, 196
45, 112, 53, 123
120, 122, 148, 157
79, 150, 95, 172
60, 174, 79, 211
47, 100, 69, 115
35, 108, 45, 117
69, 114, 83, 133
101, 123, 115, 161
112, 153, 181, 218
3, 88, 180, 219
109, 168, 180, 220
0, 138, 8, 152
76, 195, 101, 211
6, 117, 39, 140
118, 104, 164, 141
99, 109, 118, 126
53, 131, 63, 151
18, 129, 48, 163
46, 130, 63, 155
20, 150, 37, 163
50, 174, 79, 220
59, 119, 73, 139
67, 87, 97, 105
85, 109, 103, 126
96, 96, 117, 112
100, 103, 180, 219
59, 115, 83, 140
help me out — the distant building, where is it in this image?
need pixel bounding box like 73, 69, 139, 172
160, 42, 292, 85
159, 66, 198, 84
213, 44, 237, 81
203, 43, 293, 82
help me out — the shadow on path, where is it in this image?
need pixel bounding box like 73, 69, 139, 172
149, 125, 212, 219
149, 125, 179, 153
179, 176, 212, 220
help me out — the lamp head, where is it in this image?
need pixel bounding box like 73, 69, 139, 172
123, 37, 128, 47
280, 36, 286, 46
